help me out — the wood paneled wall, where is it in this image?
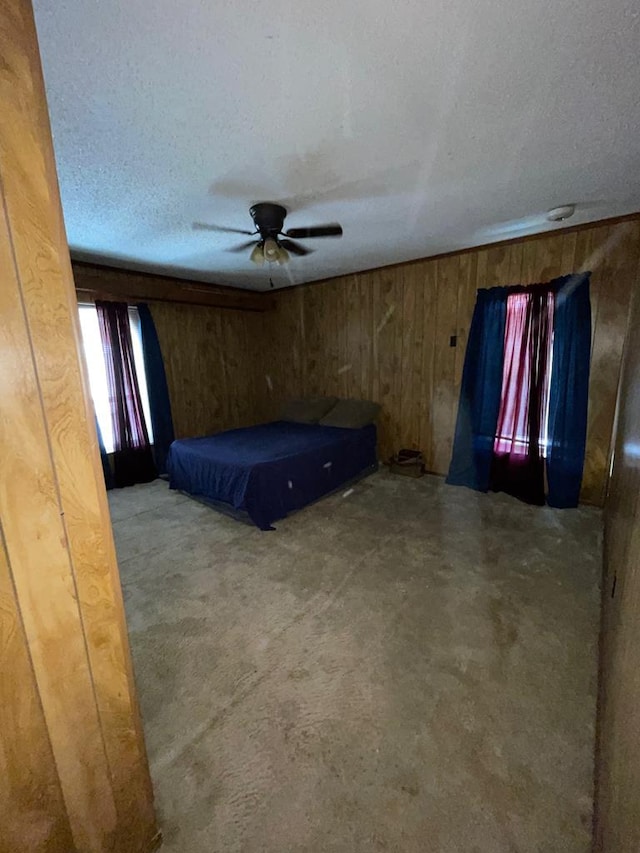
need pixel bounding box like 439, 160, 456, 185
76, 218, 639, 507
150, 301, 270, 439
267, 217, 640, 505
72, 267, 274, 443
596, 272, 640, 850
0, 3, 157, 851
73, 260, 273, 312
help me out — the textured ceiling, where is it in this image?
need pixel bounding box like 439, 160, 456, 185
34, 0, 640, 291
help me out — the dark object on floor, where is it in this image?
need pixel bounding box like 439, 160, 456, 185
389, 449, 425, 478
166, 420, 378, 530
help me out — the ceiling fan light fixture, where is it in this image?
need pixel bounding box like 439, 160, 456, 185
261, 237, 290, 265
263, 237, 280, 263
208, 203, 342, 267
250, 243, 265, 266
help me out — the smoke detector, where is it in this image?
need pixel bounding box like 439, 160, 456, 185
547, 204, 576, 222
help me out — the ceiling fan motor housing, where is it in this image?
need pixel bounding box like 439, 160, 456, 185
250, 202, 287, 239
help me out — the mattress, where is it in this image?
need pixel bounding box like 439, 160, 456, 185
166, 420, 378, 530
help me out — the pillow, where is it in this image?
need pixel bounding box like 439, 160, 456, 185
319, 398, 381, 429
280, 397, 338, 424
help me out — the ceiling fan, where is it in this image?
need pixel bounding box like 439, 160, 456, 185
194, 202, 343, 266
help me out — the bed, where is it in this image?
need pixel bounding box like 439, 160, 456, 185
166, 420, 378, 530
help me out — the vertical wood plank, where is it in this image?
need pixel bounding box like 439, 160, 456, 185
485, 245, 511, 286
244, 310, 268, 422
419, 261, 438, 468
371, 275, 381, 431
316, 283, 328, 396
475, 248, 490, 290
221, 311, 243, 428
296, 287, 308, 398
507, 241, 524, 283
374, 271, 397, 461
410, 265, 425, 450
324, 283, 337, 395
360, 273, 374, 402
582, 224, 610, 354
532, 233, 565, 283
400, 266, 417, 447
431, 256, 460, 474
455, 252, 478, 393
346, 275, 360, 398
333, 282, 343, 395
582, 222, 640, 504
559, 230, 578, 277
391, 272, 405, 455
305, 285, 322, 397
521, 236, 541, 284
0, 530, 74, 853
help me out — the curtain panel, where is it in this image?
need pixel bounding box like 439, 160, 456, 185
447, 272, 591, 508
489, 288, 554, 505
95, 300, 157, 487
95, 416, 114, 491
547, 273, 592, 507
446, 287, 507, 491
137, 303, 175, 475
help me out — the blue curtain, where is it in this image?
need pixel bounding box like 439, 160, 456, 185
446, 287, 507, 491
546, 273, 592, 508
96, 417, 114, 490
137, 304, 175, 475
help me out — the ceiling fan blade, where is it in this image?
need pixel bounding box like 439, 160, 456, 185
284, 224, 343, 239
193, 221, 255, 235
226, 239, 259, 253
279, 238, 313, 256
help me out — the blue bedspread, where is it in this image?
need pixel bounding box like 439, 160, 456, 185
166, 421, 378, 530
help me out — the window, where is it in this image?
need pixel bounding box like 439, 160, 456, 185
78, 304, 153, 453
494, 291, 554, 459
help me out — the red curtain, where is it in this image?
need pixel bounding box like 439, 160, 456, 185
96, 300, 157, 487
490, 288, 554, 504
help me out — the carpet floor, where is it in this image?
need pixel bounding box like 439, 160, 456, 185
110, 470, 601, 853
